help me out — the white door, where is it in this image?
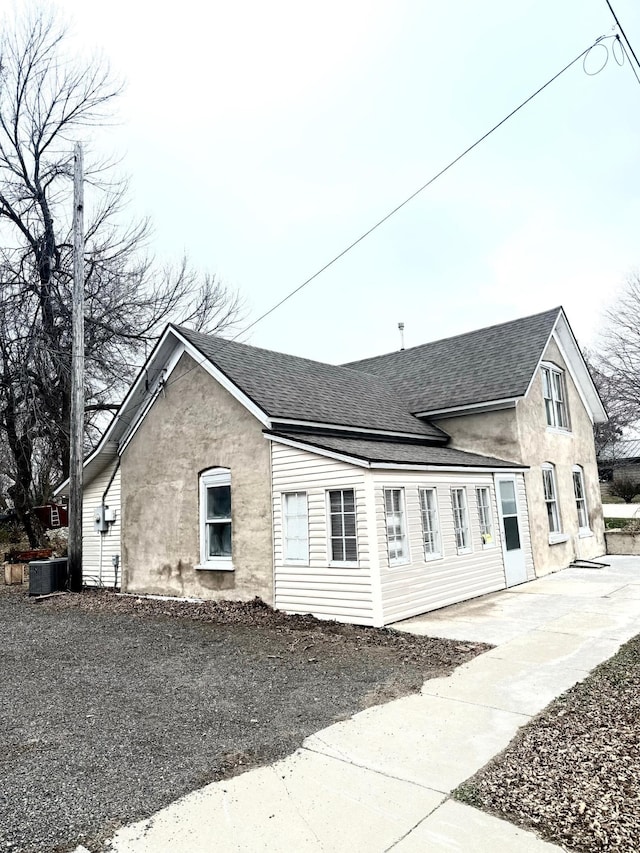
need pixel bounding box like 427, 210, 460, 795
496, 476, 527, 587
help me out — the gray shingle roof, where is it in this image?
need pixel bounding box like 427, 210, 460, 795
270, 432, 525, 469
343, 307, 561, 414
174, 326, 447, 439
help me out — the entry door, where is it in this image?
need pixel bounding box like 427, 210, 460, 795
496, 476, 527, 587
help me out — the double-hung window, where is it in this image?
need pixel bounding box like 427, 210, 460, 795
327, 489, 358, 563
541, 365, 569, 429
542, 464, 561, 535
419, 488, 441, 560
572, 466, 590, 533
199, 468, 233, 569
476, 487, 494, 546
451, 488, 471, 553
384, 488, 409, 565
283, 492, 309, 563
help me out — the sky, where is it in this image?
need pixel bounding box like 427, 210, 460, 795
44, 0, 640, 362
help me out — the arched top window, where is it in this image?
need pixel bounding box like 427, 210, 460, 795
198, 467, 233, 571
541, 363, 570, 430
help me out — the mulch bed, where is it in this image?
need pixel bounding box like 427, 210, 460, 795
455, 633, 640, 852
1, 586, 488, 853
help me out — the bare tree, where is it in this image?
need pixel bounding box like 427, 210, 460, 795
0, 10, 242, 545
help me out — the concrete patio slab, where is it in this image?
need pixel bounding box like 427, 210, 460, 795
606, 583, 640, 600
513, 577, 626, 598
304, 692, 527, 793
390, 800, 564, 852
109, 748, 444, 853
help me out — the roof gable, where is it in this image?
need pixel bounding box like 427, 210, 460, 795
344, 308, 562, 415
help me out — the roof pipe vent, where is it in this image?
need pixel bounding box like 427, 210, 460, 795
398, 322, 405, 351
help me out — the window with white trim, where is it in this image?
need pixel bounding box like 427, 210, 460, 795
476, 487, 494, 546
451, 488, 471, 552
384, 488, 409, 565
327, 489, 358, 563
541, 365, 569, 429
199, 468, 233, 569
283, 492, 309, 563
542, 464, 561, 534
572, 466, 589, 532
419, 488, 441, 559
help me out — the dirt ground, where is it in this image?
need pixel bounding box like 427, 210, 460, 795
1, 586, 488, 852
455, 632, 640, 852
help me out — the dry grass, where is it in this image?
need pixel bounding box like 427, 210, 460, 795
455, 633, 640, 851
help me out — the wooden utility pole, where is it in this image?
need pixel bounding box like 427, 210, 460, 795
68, 143, 84, 592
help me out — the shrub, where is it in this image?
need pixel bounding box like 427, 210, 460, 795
608, 477, 640, 503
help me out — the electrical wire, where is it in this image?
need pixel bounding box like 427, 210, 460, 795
604, 0, 640, 71
163, 33, 616, 393
619, 38, 640, 86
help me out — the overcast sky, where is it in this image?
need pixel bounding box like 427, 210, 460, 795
52, 0, 640, 362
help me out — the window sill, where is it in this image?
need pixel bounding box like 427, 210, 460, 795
328, 561, 360, 569
578, 530, 593, 539
389, 559, 410, 568
545, 426, 572, 436
548, 533, 569, 545
456, 547, 473, 556
283, 560, 310, 567
424, 553, 443, 562
195, 563, 234, 572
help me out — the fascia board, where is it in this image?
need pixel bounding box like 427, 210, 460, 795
169, 327, 271, 428
415, 398, 518, 419
264, 433, 370, 468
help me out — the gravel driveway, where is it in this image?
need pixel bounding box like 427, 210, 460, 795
0, 586, 487, 852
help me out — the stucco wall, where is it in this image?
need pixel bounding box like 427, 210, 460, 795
437, 408, 521, 463
514, 338, 605, 574
435, 337, 605, 576
120, 353, 273, 602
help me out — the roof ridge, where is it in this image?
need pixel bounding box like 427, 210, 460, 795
343, 306, 563, 367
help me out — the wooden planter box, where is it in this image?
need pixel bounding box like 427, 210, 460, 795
3, 562, 28, 585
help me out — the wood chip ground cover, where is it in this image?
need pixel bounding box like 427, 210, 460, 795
0, 586, 488, 852
455, 633, 640, 852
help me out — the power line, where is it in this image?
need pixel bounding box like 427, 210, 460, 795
604, 0, 640, 71
618, 37, 640, 86
162, 34, 615, 392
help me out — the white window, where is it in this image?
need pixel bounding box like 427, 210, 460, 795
419, 488, 441, 559
327, 489, 358, 563
451, 488, 471, 553
384, 488, 409, 565
572, 466, 589, 532
541, 365, 569, 429
199, 468, 233, 570
476, 487, 494, 547
283, 492, 309, 563
542, 464, 561, 534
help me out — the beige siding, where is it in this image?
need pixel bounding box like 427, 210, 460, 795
82, 461, 121, 587
374, 470, 531, 624
271, 442, 374, 625
517, 473, 536, 581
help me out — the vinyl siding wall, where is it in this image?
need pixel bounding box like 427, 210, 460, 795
82, 461, 121, 587
271, 442, 375, 625
374, 470, 534, 624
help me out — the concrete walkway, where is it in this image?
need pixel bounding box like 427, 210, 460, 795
96, 556, 640, 853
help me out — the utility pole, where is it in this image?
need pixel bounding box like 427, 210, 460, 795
68, 143, 84, 592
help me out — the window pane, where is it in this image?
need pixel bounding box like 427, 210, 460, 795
208, 522, 232, 557
499, 481, 517, 515
503, 516, 521, 551
329, 491, 342, 513
331, 513, 344, 537
331, 538, 345, 562
344, 513, 356, 537
573, 471, 584, 500
342, 490, 355, 512
207, 485, 231, 519
344, 537, 358, 561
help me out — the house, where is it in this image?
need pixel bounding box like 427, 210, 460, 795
55, 306, 607, 626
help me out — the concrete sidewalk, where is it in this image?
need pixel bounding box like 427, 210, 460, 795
98, 556, 640, 853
